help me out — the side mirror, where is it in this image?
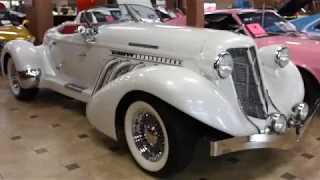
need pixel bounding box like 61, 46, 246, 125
22, 19, 30, 26
77, 25, 96, 43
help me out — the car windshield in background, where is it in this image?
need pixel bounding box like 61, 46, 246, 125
0, 11, 20, 26
238, 12, 298, 38
83, 6, 131, 24
84, 4, 160, 25
155, 7, 180, 19
127, 4, 160, 20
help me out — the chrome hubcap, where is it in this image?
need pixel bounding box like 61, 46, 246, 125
132, 110, 165, 162
10, 64, 20, 92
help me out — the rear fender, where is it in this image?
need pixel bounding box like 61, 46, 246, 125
86, 66, 259, 140
1, 40, 42, 75
259, 45, 305, 114
1, 40, 42, 89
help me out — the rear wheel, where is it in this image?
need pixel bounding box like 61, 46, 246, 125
7, 58, 38, 101
124, 94, 198, 178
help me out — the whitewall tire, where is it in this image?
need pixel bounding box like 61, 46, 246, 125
125, 101, 169, 172
7, 58, 38, 100
7, 58, 21, 96
123, 93, 198, 178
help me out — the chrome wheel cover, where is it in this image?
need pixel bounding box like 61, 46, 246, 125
132, 110, 166, 162
8, 61, 21, 95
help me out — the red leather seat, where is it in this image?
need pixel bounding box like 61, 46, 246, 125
61, 24, 81, 34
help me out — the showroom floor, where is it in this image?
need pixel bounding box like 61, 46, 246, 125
1, 76, 320, 180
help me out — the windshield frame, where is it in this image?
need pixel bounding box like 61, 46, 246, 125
83, 4, 161, 28
238, 11, 299, 38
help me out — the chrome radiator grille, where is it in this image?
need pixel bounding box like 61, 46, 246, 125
227, 47, 266, 119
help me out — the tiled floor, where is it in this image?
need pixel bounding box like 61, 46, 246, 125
1, 76, 320, 180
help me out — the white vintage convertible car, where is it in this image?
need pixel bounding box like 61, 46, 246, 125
1, 4, 319, 178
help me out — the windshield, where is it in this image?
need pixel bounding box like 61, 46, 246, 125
238, 12, 299, 38
155, 7, 183, 20
0, 10, 21, 26
83, 4, 160, 25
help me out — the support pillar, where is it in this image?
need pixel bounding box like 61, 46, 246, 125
77, 0, 96, 12
165, 0, 175, 9
178, 0, 186, 13
25, 0, 53, 45
186, 0, 204, 27
96, 0, 106, 6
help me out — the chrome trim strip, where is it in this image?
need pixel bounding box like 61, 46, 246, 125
110, 50, 182, 66
237, 99, 261, 134
107, 61, 132, 84
92, 58, 120, 95
128, 42, 159, 49
266, 90, 281, 112
17, 68, 41, 89
248, 47, 269, 113
210, 99, 320, 156
64, 83, 86, 93
246, 48, 267, 116
131, 63, 145, 71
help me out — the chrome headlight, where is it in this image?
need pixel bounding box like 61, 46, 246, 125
292, 102, 309, 121
275, 46, 290, 68
213, 51, 234, 79
265, 113, 287, 134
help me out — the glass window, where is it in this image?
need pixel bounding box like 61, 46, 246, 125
127, 4, 159, 20
205, 13, 245, 34
315, 23, 320, 30
238, 12, 298, 37
83, 4, 160, 25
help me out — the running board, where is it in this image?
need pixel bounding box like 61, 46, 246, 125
64, 83, 87, 93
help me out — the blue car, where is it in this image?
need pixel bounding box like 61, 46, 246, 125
290, 13, 320, 40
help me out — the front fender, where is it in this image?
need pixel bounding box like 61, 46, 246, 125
258, 44, 283, 70
259, 45, 305, 115
1, 40, 42, 75
86, 66, 259, 140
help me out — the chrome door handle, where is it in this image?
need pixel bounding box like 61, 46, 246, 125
77, 52, 86, 57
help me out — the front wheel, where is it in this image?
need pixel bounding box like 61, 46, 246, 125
124, 94, 198, 178
7, 58, 38, 101
301, 72, 320, 108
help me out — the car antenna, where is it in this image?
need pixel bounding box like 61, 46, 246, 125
261, 3, 265, 28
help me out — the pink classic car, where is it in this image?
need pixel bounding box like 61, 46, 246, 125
166, 9, 320, 107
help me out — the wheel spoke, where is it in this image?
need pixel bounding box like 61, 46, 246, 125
132, 110, 165, 162
8, 62, 21, 93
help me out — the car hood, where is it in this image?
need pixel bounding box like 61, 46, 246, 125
255, 34, 320, 67
255, 34, 320, 51
98, 22, 256, 59
0, 25, 32, 41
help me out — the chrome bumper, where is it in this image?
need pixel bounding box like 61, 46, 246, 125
210, 100, 320, 156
